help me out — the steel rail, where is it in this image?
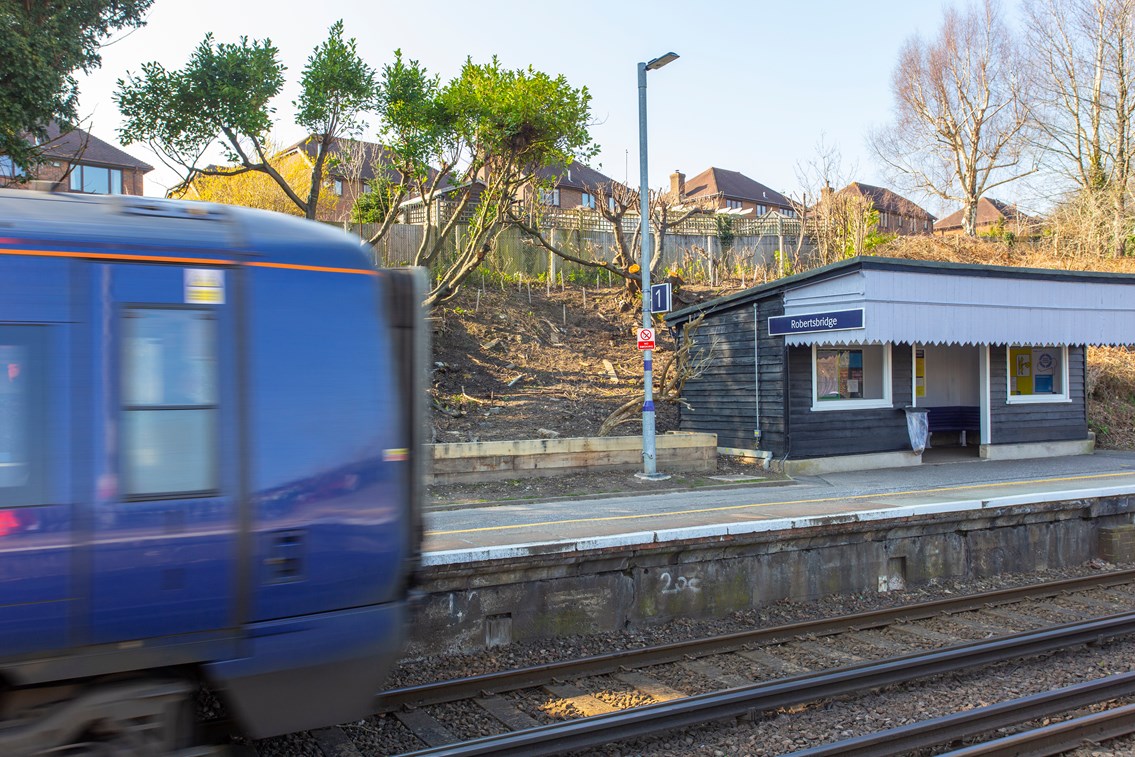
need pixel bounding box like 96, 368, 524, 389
942, 701, 1135, 756
380, 568, 1135, 711
784, 672, 1135, 756
396, 611, 1135, 757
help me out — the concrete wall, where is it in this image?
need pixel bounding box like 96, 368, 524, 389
408, 493, 1134, 657
429, 432, 717, 484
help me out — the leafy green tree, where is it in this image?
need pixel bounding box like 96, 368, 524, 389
378, 56, 596, 307
1, 0, 153, 174
115, 20, 376, 219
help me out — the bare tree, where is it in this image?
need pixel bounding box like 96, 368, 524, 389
788, 136, 881, 267
511, 179, 715, 306
1023, 0, 1135, 255
871, 0, 1033, 236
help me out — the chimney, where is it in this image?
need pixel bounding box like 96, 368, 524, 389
670, 170, 685, 199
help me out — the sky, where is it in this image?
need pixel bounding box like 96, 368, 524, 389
74, 0, 958, 210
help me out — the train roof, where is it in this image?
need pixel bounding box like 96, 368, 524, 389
0, 189, 374, 271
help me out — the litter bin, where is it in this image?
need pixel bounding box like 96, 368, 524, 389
903, 407, 929, 454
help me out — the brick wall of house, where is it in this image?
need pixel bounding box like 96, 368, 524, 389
9, 161, 146, 196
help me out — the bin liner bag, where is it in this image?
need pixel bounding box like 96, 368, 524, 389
904, 407, 929, 454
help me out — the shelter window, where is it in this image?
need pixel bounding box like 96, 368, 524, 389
811, 343, 892, 411
1006, 346, 1069, 403
121, 308, 219, 498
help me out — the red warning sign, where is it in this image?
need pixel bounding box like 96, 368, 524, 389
636, 327, 655, 350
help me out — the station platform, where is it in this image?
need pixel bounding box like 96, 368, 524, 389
422, 450, 1135, 564
410, 451, 1135, 656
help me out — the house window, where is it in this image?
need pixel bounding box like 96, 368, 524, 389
69, 164, 123, 195
811, 343, 892, 411
538, 188, 560, 206
121, 308, 219, 498
332, 179, 344, 196
608, 197, 616, 212
0, 156, 23, 178
782, 208, 795, 218
1006, 346, 1069, 403
580, 192, 596, 209
725, 199, 743, 210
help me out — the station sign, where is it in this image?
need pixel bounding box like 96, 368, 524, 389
636, 327, 656, 350
768, 308, 864, 336
650, 282, 673, 314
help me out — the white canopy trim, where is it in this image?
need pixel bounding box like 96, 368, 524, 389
781, 270, 1135, 347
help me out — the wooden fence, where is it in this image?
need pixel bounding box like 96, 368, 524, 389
330, 208, 812, 283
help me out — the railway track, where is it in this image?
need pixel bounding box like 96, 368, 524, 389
260, 569, 1135, 755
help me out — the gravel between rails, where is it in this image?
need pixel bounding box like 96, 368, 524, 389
250, 561, 1135, 756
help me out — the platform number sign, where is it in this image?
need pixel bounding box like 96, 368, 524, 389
637, 328, 656, 350
650, 282, 673, 314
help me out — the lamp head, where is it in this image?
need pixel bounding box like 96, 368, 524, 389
645, 52, 679, 71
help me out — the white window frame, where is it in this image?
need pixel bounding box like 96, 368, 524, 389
1005, 345, 1071, 404
580, 192, 596, 209
810, 343, 893, 412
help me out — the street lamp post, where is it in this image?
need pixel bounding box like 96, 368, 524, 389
636, 52, 678, 481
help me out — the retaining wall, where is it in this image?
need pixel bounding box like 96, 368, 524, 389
408, 493, 1135, 657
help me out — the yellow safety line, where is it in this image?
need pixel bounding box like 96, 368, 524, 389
427, 470, 1135, 537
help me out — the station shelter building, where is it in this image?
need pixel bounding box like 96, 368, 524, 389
664, 256, 1134, 474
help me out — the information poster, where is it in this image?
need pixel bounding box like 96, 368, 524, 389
915, 348, 926, 398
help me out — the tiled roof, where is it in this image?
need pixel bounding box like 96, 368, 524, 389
281, 137, 403, 184
839, 182, 935, 220
934, 197, 1033, 231
38, 122, 153, 172
682, 167, 791, 208
530, 162, 626, 193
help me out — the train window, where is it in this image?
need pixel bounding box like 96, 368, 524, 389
0, 329, 46, 505
121, 309, 218, 498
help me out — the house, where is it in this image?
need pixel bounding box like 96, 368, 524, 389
934, 197, 1036, 237
831, 182, 936, 235
277, 137, 410, 222
526, 162, 626, 211
670, 167, 795, 217
0, 122, 152, 195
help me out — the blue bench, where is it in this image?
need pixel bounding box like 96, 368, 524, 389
926, 406, 980, 447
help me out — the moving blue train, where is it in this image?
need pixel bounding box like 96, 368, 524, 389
0, 189, 425, 752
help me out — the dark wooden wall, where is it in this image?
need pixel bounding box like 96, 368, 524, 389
786, 343, 915, 458
676, 296, 791, 452
989, 346, 1087, 444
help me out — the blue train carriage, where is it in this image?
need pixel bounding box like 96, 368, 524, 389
0, 189, 426, 751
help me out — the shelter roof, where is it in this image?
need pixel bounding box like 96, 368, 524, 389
667, 256, 1135, 347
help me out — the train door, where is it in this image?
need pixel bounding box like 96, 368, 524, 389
0, 254, 74, 655
88, 263, 240, 643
